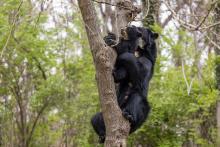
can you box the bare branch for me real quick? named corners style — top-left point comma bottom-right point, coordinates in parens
top-left (92, 0), bottom-right (133, 11)
top-left (206, 35), bottom-right (220, 51)
top-left (163, 0), bottom-right (220, 31)
top-left (161, 4), bottom-right (181, 28)
top-left (163, 1), bottom-right (195, 30)
top-left (200, 21), bottom-right (220, 31)
top-left (194, 2), bottom-right (215, 30)
top-left (181, 60), bottom-right (194, 95)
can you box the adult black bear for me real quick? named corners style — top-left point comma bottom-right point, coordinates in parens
top-left (91, 26), bottom-right (142, 143)
top-left (91, 27), bottom-right (158, 143)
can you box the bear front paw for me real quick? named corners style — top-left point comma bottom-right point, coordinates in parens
top-left (122, 110), bottom-right (134, 124)
top-left (105, 39), bottom-right (117, 46)
top-left (99, 135), bottom-right (105, 144)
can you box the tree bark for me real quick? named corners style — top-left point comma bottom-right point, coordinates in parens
top-left (77, 0), bottom-right (140, 146)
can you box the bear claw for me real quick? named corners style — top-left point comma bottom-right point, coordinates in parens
top-left (122, 111), bottom-right (134, 123)
top-left (99, 135), bottom-right (105, 144)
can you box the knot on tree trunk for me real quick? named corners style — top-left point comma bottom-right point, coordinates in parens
top-left (95, 46), bottom-right (115, 71)
top-left (95, 46), bottom-right (117, 72)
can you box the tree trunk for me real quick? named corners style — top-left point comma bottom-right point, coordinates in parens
top-left (214, 1), bottom-right (220, 146)
top-left (77, 0), bottom-right (140, 146)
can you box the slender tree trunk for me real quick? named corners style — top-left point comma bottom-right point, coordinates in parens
top-left (218, 102), bottom-right (220, 145)
top-left (77, 0), bottom-right (140, 146)
top-left (214, 2), bottom-right (220, 146)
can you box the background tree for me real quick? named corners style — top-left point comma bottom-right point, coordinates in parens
top-left (214, 1), bottom-right (220, 146)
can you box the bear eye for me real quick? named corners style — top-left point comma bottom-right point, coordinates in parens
top-left (127, 12), bottom-right (133, 19)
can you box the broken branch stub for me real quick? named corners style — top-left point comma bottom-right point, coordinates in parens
top-left (115, 0), bottom-right (141, 39)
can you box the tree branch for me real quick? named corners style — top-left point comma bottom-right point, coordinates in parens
top-left (91, 0), bottom-right (134, 11)
top-left (161, 4), bottom-right (182, 28)
top-left (26, 98), bottom-right (50, 146)
top-left (163, 0), bottom-right (220, 31)
top-left (194, 1), bottom-right (215, 30)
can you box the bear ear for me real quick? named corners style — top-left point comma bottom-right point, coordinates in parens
top-left (137, 31), bottom-right (142, 37)
top-left (152, 33), bottom-right (159, 40)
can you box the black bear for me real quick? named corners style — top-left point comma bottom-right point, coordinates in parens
top-left (91, 27), bottom-right (158, 143)
top-left (91, 26), bottom-right (142, 143)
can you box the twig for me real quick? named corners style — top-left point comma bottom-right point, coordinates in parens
top-left (34, 0), bottom-right (46, 29)
top-left (194, 2), bottom-right (215, 30)
top-left (163, 0), bottom-right (220, 31)
top-left (1, 1), bottom-right (23, 58)
top-left (182, 60), bottom-right (193, 95)
top-left (206, 35), bottom-right (220, 51)
top-left (163, 1), bottom-right (195, 30)
top-left (91, 0), bottom-right (134, 11)
top-left (182, 61), bottom-right (189, 93)
top-left (188, 79), bottom-right (194, 95)
top-left (146, 0), bottom-right (150, 18)
top-left (138, 0), bottom-right (150, 22)
top-left (162, 4), bottom-right (181, 28)
top-left (211, 30), bottom-right (220, 38)
top-left (92, 0), bottom-right (117, 6)
top-left (200, 21), bottom-right (220, 30)
top-left (135, 0), bottom-right (150, 21)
